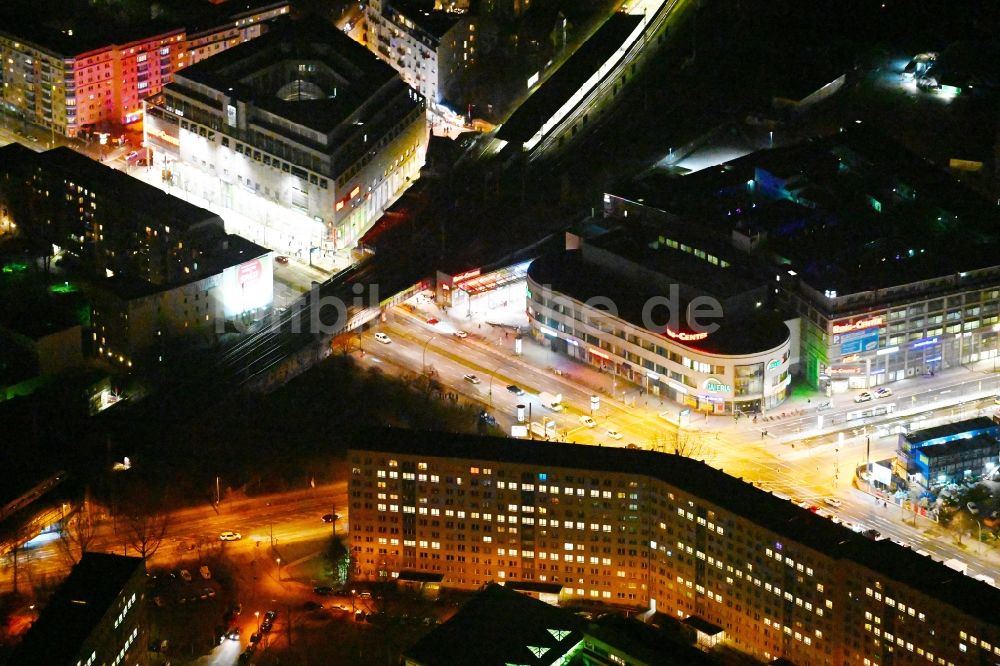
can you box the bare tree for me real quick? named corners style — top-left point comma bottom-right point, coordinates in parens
top-left (123, 509), bottom-right (170, 561)
top-left (672, 430), bottom-right (705, 459)
top-left (58, 501), bottom-right (99, 565)
top-left (652, 430), bottom-right (705, 459)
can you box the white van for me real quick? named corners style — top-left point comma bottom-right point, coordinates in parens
top-left (374, 332), bottom-right (392, 344)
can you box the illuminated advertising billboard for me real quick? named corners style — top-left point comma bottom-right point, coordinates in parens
top-left (220, 254), bottom-right (273, 318)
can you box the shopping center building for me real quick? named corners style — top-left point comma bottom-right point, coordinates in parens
top-left (606, 127), bottom-right (1000, 392)
top-left (350, 431), bottom-right (1000, 666)
top-left (526, 229), bottom-right (794, 416)
top-left (144, 19), bottom-right (428, 259)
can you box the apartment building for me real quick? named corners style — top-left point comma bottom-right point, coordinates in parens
top-left (145, 19), bottom-right (428, 253)
top-left (11, 553), bottom-right (147, 666)
top-left (0, 143), bottom-right (272, 367)
top-left (527, 229), bottom-right (794, 415)
top-left (0, 1), bottom-right (289, 136)
top-left (349, 431), bottom-right (1000, 665)
top-left (365, 0), bottom-right (475, 110)
top-left (605, 127), bottom-right (1000, 392)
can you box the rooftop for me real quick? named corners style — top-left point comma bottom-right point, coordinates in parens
top-left (616, 127), bottom-right (1000, 295)
top-left (904, 417), bottom-right (999, 447)
top-left (0, 0), bottom-right (286, 56)
top-left (94, 234), bottom-right (270, 300)
top-left (498, 13), bottom-right (642, 144)
top-left (12, 553), bottom-right (144, 666)
top-left (589, 615), bottom-right (718, 665)
top-left (918, 434), bottom-right (1000, 460)
top-left (527, 250), bottom-right (790, 356)
top-left (174, 18), bottom-right (407, 136)
top-left (0, 144), bottom-right (221, 233)
top-left (390, 0), bottom-right (464, 40)
top-left (404, 583), bottom-right (585, 666)
top-left (352, 429), bottom-right (1000, 628)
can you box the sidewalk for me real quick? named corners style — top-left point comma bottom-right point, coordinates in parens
top-left (403, 291), bottom-right (1000, 442)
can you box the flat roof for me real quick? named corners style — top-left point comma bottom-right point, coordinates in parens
top-left (589, 615), bottom-right (717, 665)
top-left (918, 434), bottom-right (1000, 460)
top-left (0, 144), bottom-right (220, 232)
top-left (498, 13), bottom-right (642, 144)
top-left (527, 251), bottom-right (790, 356)
top-left (615, 127), bottom-right (1000, 295)
top-left (352, 429), bottom-right (1000, 628)
top-left (0, 0), bottom-right (285, 56)
top-left (904, 417), bottom-right (998, 446)
top-left (94, 234), bottom-right (270, 300)
top-left (398, 571), bottom-right (444, 583)
top-left (174, 18), bottom-right (407, 136)
top-left (12, 553), bottom-right (144, 665)
top-left (404, 583), bottom-right (585, 666)
top-left (391, 0), bottom-right (463, 40)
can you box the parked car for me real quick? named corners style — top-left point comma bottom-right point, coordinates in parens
top-left (875, 387), bottom-right (893, 398)
top-left (426, 317), bottom-right (439, 325)
top-left (219, 531), bottom-right (242, 541)
top-left (322, 513), bottom-right (336, 523)
top-left (374, 332), bottom-right (392, 344)
top-left (854, 392), bottom-right (873, 403)
top-left (823, 497), bottom-right (843, 508)
top-left (179, 569), bottom-right (193, 582)
top-left (303, 601), bottom-right (323, 611)
top-left (463, 374), bottom-right (481, 384)
top-left (579, 415), bottom-right (597, 428)
top-left (204, 588), bottom-right (216, 598)
top-left (199, 565), bottom-right (211, 580)
top-left (506, 384), bottom-right (525, 395)
top-left (606, 428), bottom-right (624, 441)
top-left (453, 330), bottom-right (468, 339)
top-left (275, 255), bottom-right (289, 264)
top-left (314, 586), bottom-right (335, 596)
top-left (967, 501), bottom-right (980, 514)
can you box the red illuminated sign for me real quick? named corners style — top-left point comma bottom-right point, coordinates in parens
top-left (238, 259), bottom-right (262, 285)
top-left (452, 268), bottom-right (481, 283)
top-left (664, 328), bottom-right (709, 342)
top-left (831, 316), bottom-right (883, 334)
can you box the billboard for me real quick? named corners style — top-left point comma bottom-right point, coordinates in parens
top-left (220, 254), bottom-right (273, 318)
top-left (840, 327), bottom-right (880, 355)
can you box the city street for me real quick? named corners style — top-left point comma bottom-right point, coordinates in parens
top-left (352, 291), bottom-right (1000, 583)
top-left (0, 483), bottom-right (347, 595)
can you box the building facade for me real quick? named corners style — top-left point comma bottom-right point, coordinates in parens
top-left (11, 553), bottom-right (147, 666)
top-left (604, 129), bottom-right (1000, 393)
top-left (365, 0), bottom-right (475, 110)
top-left (526, 231), bottom-right (793, 416)
top-left (349, 432), bottom-right (1000, 666)
top-left (0, 1), bottom-right (289, 136)
top-left (144, 19), bottom-right (428, 255)
top-left (897, 417), bottom-right (1000, 489)
top-left (0, 144), bottom-right (273, 367)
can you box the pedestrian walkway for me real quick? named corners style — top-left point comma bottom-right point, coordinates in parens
top-left (402, 292), bottom-right (1000, 445)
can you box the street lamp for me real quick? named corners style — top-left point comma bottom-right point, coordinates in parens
top-left (255, 611), bottom-right (260, 632)
top-left (276, 557), bottom-right (282, 581)
top-left (422, 335), bottom-right (436, 374)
